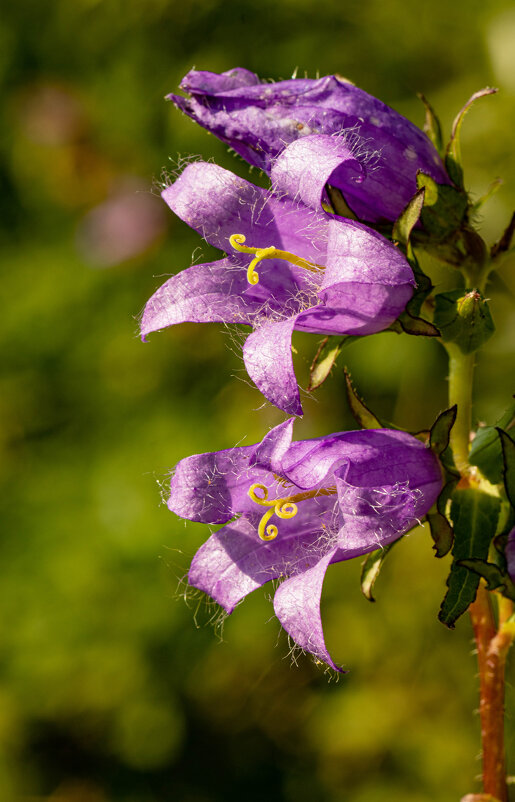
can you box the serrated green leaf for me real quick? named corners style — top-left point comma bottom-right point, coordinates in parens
top-left (307, 336), bottom-right (348, 391)
top-left (344, 370), bottom-right (381, 429)
top-left (445, 87), bottom-right (498, 188)
top-left (469, 402), bottom-right (515, 484)
top-left (430, 406), bottom-right (457, 456)
top-left (417, 93), bottom-right (443, 153)
top-left (393, 188), bottom-right (425, 247)
top-left (439, 489), bottom-right (501, 627)
top-left (458, 558), bottom-right (515, 601)
top-left (497, 428), bottom-right (515, 509)
top-left (433, 289), bottom-right (495, 354)
top-left (416, 172), bottom-right (468, 240)
top-left (360, 543), bottom-right (396, 601)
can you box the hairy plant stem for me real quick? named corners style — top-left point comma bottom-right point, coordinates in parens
top-left (445, 341), bottom-right (513, 801)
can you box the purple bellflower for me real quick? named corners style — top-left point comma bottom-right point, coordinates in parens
top-left (141, 160), bottom-right (415, 415)
top-left (169, 419), bottom-right (442, 671)
top-left (168, 68), bottom-right (449, 222)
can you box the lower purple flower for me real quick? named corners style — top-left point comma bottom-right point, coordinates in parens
top-left (169, 419), bottom-right (442, 671)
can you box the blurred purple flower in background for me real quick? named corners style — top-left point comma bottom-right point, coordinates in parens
top-left (141, 160), bottom-right (414, 415)
top-left (168, 418), bottom-right (442, 670)
top-left (169, 68), bottom-right (449, 222)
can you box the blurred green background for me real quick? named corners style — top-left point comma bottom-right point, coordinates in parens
top-left (1, 1), bottom-right (514, 800)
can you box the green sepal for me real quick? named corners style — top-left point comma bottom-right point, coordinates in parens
top-left (491, 211), bottom-right (515, 259)
top-left (307, 336), bottom-right (352, 392)
top-left (445, 87), bottom-right (498, 189)
top-left (433, 289), bottom-right (495, 354)
top-left (430, 405), bottom-right (457, 456)
top-left (326, 185), bottom-right (359, 220)
top-left (470, 177), bottom-right (503, 215)
top-left (497, 428), bottom-right (515, 509)
top-left (391, 309), bottom-right (440, 337)
top-left (360, 542), bottom-right (397, 602)
top-left (457, 559), bottom-right (515, 602)
top-left (469, 402), bottom-right (515, 484)
top-left (438, 488), bottom-right (501, 627)
top-left (392, 188), bottom-right (425, 248)
top-left (344, 370), bottom-right (382, 429)
top-left (417, 93), bottom-right (443, 154)
top-left (427, 509), bottom-right (454, 558)
top-left (416, 172), bottom-right (468, 240)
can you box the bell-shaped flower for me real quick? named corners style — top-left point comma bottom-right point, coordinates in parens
top-left (141, 160), bottom-right (415, 415)
top-left (168, 68), bottom-right (449, 222)
top-left (168, 419), bottom-right (442, 671)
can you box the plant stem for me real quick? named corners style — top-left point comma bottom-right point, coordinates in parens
top-left (468, 584), bottom-right (508, 802)
top-left (446, 341), bottom-right (514, 801)
top-left (446, 342), bottom-right (475, 476)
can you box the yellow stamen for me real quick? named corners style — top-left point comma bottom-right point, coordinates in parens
top-left (229, 233), bottom-right (322, 286)
top-left (248, 482), bottom-right (337, 541)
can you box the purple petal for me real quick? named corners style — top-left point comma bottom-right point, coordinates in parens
top-left (161, 161), bottom-right (328, 262)
top-left (271, 134), bottom-right (365, 213)
top-left (242, 317), bottom-right (302, 416)
top-left (296, 282), bottom-right (413, 336)
top-left (273, 548), bottom-right (344, 672)
top-left (140, 259), bottom-right (261, 338)
top-left (169, 70), bottom-right (449, 221)
top-left (189, 498), bottom-right (338, 613)
top-left (323, 218), bottom-right (414, 287)
top-left (168, 445), bottom-right (270, 524)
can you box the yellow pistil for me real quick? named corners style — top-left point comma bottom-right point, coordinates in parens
top-left (229, 233), bottom-right (322, 286)
top-left (248, 482), bottom-right (337, 541)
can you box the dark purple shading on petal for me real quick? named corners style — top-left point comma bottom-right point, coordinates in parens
top-left (273, 548), bottom-right (344, 671)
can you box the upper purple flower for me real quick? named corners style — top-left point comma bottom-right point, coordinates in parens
top-left (168, 68), bottom-right (449, 222)
top-left (141, 160), bottom-right (415, 415)
top-left (169, 419), bottom-right (442, 671)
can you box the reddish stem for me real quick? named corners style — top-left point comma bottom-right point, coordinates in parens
top-left (468, 584), bottom-right (511, 802)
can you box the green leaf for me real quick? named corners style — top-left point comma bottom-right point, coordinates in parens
top-left (360, 543), bottom-right (397, 602)
top-left (430, 405), bottom-right (457, 456)
top-left (416, 172), bottom-right (468, 240)
top-left (445, 87), bottom-right (498, 189)
top-left (344, 370), bottom-right (382, 429)
top-left (307, 336), bottom-right (348, 391)
top-left (433, 289), bottom-right (495, 354)
top-left (497, 428), bottom-right (515, 509)
top-left (469, 402), bottom-right (515, 484)
top-left (457, 559), bottom-right (515, 601)
top-left (393, 188), bottom-right (426, 247)
top-left (417, 93), bottom-right (443, 153)
top-left (439, 489), bottom-right (501, 627)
